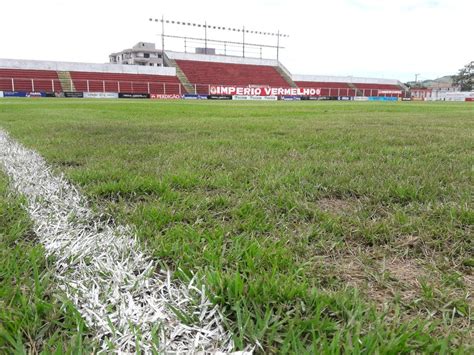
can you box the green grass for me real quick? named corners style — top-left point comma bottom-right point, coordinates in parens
top-left (0, 99), bottom-right (472, 353)
top-left (0, 173), bottom-right (95, 353)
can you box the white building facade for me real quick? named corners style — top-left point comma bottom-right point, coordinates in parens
top-left (109, 42), bottom-right (164, 67)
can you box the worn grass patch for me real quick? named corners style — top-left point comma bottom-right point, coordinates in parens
top-left (0, 99), bottom-right (472, 352)
top-left (0, 173), bottom-right (94, 353)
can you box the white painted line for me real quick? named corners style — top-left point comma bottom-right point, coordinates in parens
top-left (0, 129), bottom-right (249, 353)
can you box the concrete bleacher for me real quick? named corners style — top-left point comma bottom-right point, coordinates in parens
top-left (69, 72), bottom-right (182, 94)
top-left (166, 51), bottom-right (292, 94)
top-left (352, 83), bottom-right (404, 96)
top-left (0, 58), bottom-right (179, 94)
top-left (0, 56), bottom-right (407, 98)
top-left (0, 68), bottom-right (61, 92)
top-left (295, 80), bottom-right (356, 96)
top-left (176, 60), bottom-right (290, 88)
top-left (293, 74), bottom-right (405, 97)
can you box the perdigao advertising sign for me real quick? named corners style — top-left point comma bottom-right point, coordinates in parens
top-left (150, 94), bottom-right (182, 99)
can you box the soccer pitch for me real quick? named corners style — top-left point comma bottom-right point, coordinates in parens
top-left (0, 99), bottom-right (472, 352)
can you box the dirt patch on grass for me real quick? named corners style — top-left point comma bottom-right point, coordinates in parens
top-left (394, 235), bottom-right (421, 249)
top-left (374, 258), bottom-right (428, 303)
top-left (317, 197), bottom-right (360, 215)
top-left (335, 254), bottom-right (428, 305)
top-left (329, 251), bottom-right (473, 318)
top-left (464, 274), bottom-right (474, 294)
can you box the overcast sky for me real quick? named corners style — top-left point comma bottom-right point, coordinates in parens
top-left (1, 0), bottom-right (472, 82)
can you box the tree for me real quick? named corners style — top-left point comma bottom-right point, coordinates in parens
top-left (453, 61), bottom-right (473, 91)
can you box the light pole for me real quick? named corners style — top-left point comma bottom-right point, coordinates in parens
top-left (204, 21), bottom-right (208, 53)
top-left (161, 16), bottom-right (165, 53)
top-left (148, 17), bottom-right (289, 60)
top-left (242, 26), bottom-right (245, 58)
top-left (276, 30), bottom-right (280, 62)
top-left (149, 17), bottom-right (165, 53)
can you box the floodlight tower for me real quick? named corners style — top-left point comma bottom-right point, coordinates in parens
top-left (149, 17), bottom-right (166, 52)
top-left (149, 17), bottom-right (289, 60)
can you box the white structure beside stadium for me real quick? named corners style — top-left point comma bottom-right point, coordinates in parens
top-left (109, 42), bottom-right (164, 67)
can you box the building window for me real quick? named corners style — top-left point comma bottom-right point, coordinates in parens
top-left (144, 53), bottom-right (150, 58)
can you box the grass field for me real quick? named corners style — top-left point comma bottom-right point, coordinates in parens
top-left (0, 172), bottom-right (95, 352)
top-left (0, 99), bottom-right (472, 353)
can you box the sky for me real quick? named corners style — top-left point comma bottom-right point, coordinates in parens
top-left (0, 0), bottom-right (472, 82)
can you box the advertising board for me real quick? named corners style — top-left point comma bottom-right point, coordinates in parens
top-left (207, 95), bottom-right (233, 100)
top-left (84, 92), bottom-right (119, 99)
top-left (232, 95), bottom-right (278, 101)
top-left (64, 92), bottom-right (84, 98)
top-left (368, 96), bottom-right (398, 102)
top-left (150, 94), bottom-right (182, 99)
top-left (444, 92), bottom-right (474, 102)
top-left (118, 93), bottom-right (150, 99)
top-left (26, 92), bottom-right (46, 98)
top-left (183, 94), bottom-right (208, 100)
top-left (0, 91), bottom-right (3, 98)
top-left (317, 96), bottom-right (338, 101)
top-left (3, 91), bottom-right (27, 97)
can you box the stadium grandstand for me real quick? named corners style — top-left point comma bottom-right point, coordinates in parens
top-left (0, 48), bottom-right (408, 99)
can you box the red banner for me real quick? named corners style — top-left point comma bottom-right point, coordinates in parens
top-left (209, 86), bottom-right (321, 97)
